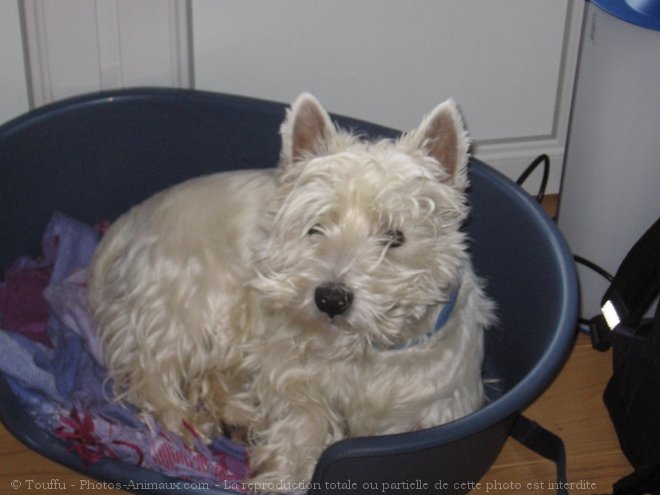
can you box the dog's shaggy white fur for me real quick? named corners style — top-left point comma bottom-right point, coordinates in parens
top-left (87, 93), bottom-right (496, 484)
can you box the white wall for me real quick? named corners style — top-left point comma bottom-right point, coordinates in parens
top-left (19, 0), bottom-right (190, 108)
top-left (195, 0), bottom-right (560, 140)
top-left (2, 0), bottom-right (584, 193)
top-left (192, 0), bottom-right (585, 193)
top-left (0, 0), bottom-right (30, 124)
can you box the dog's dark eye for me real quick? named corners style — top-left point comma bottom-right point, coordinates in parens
top-left (383, 229), bottom-right (405, 248)
top-left (308, 224), bottom-right (324, 236)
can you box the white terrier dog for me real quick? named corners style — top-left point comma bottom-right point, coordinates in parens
top-left (87, 93), bottom-right (495, 484)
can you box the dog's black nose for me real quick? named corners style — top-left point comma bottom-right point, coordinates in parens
top-left (314, 283), bottom-right (353, 318)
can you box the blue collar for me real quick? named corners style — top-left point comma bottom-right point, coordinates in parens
top-left (388, 287), bottom-right (459, 351)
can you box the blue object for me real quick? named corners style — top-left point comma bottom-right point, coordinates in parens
top-left (392, 288), bottom-right (460, 350)
top-left (433, 288), bottom-right (459, 334)
top-left (592, 0), bottom-right (660, 31)
top-left (0, 89), bottom-right (578, 494)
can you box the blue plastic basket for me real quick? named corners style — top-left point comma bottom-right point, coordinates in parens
top-left (0, 89), bottom-right (578, 494)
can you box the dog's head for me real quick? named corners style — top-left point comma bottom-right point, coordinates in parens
top-left (252, 93), bottom-right (472, 350)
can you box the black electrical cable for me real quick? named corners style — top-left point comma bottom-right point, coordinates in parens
top-left (516, 154), bottom-right (550, 203)
top-left (574, 254), bottom-right (615, 325)
top-left (516, 155), bottom-right (614, 329)
top-left (573, 255), bottom-right (614, 283)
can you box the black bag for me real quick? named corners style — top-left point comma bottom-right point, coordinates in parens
top-left (587, 218), bottom-right (660, 495)
top-left (605, 303), bottom-right (660, 495)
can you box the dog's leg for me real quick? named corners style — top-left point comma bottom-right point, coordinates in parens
top-left (248, 402), bottom-right (343, 485)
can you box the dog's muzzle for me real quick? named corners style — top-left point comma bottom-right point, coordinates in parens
top-left (314, 282), bottom-right (353, 318)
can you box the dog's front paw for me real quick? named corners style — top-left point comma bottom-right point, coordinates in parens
top-left (246, 403), bottom-right (343, 488)
top-left (248, 443), bottom-right (315, 489)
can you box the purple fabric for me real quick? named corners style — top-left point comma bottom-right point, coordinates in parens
top-left (0, 331), bottom-right (66, 405)
top-left (42, 212), bottom-right (100, 287)
top-left (0, 258), bottom-right (52, 346)
top-left (44, 269), bottom-right (104, 368)
top-left (0, 212), bottom-right (251, 491)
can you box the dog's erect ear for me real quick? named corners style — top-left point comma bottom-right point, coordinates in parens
top-left (280, 93), bottom-right (337, 166)
top-left (406, 99), bottom-right (470, 185)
